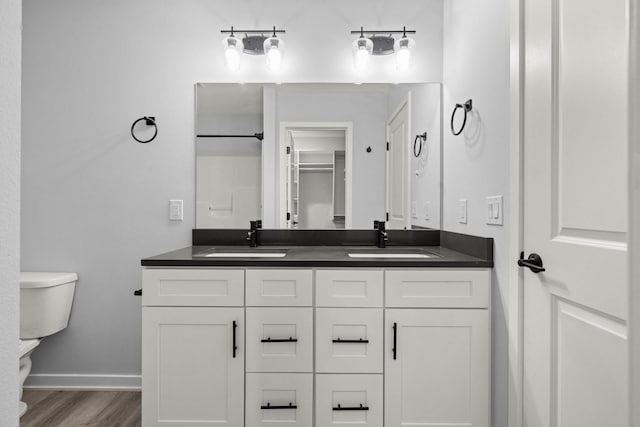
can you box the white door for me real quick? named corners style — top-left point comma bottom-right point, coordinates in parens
top-left (384, 309), bottom-right (490, 427)
top-left (522, 0), bottom-right (629, 426)
top-left (286, 131), bottom-right (294, 228)
top-left (386, 100), bottom-right (411, 229)
top-left (142, 307), bottom-right (244, 427)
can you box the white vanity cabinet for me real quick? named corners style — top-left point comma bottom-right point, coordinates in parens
top-left (384, 269), bottom-right (491, 427)
top-left (141, 269), bottom-right (245, 427)
top-left (141, 266), bottom-right (490, 427)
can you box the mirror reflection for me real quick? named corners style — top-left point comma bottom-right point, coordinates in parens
top-left (196, 83), bottom-right (441, 230)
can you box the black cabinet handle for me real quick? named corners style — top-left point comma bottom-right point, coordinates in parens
top-left (232, 321), bottom-right (238, 358)
top-left (261, 337), bottom-right (298, 343)
top-left (392, 322), bottom-right (397, 360)
top-left (133, 289), bottom-right (142, 296)
top-left (261, 402), bottom-right (297, 410)
top-left (332, 338), bottom-right (369, 343)
top-left (333, 404), bottom-right (370, 411)
top-left (517, 252), bottom-right (546, 273)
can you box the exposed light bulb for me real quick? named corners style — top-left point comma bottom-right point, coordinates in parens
top-left (264, 36), bottom-right (284, 72)
top-left (352, 37), bottom-right (373, 74)
top-left (394, 36), bottom-right (415, 71)
top-left (222, 35), bottom-right (243, 71)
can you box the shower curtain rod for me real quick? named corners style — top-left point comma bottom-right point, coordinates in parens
top-left (197, 132), bottom-right (264, 141)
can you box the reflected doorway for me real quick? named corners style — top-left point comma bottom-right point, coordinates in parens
top-left (279, 122), bottom-right (353, 229)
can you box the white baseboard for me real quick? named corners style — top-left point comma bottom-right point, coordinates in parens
top-left (24, 373), bottom-right (141, 390)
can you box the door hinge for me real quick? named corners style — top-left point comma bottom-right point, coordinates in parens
top-left (386, 212), bottom-right (389, 221)
top-left (386, 142), bottom-right (390, 151)
top-left (287, 212), bottom-right (291, 221)
top-left (286, 146), bottom-right (291, 154)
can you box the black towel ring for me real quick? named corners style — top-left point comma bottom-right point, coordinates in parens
top-left (131, 116), bottom-right (157, 143)
top-left (413, 132), bottom-right (427, 157)
top-left (450, 100), bottom-right (472, 136)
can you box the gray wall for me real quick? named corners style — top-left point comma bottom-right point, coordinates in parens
top-left (0, 0), bottom-right (21, 424)
top-left (443, 1), bottom-right (510, 426)
top-left (21, 0), bottom-right (444, 388)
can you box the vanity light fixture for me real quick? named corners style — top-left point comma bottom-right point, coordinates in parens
top-left (221, 26), bottom-right (286, 72)
top-left (350, 27), bottom-right (416, 72)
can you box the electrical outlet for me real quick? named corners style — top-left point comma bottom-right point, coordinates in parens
top-left (486, 195), bottom-right (503, 225)
top-left (458, 199), bottom-right (468, 224)
top-left (411, 201), bottom-right (418, 219)
top-left (424, 201), bottom-right (431, 221)
top-left (169, 199), bottom-right (183, 221)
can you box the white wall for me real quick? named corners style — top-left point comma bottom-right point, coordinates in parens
top-left (442, 1), bottom-right (510, 427)
top-left (21, 0), bottom-right (443, 388)
top-left (0, 0), bottom-right (21, 424)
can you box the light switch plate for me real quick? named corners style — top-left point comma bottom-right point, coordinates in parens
top-left (458, 199), bottom-right (468, 224)
top-left (169, 199), bottom-right (183, 221)
top-left (486, 195), bottom-right (503, 225)
top-left (411, 201), bottom-right (418, 219)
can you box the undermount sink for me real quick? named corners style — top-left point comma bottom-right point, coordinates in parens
top-left (195, 248), bottom-right (288, 258)
top-left (347, 249), bottom-right (437, 259)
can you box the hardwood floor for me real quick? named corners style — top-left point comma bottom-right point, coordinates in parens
top-left (20, 390), bottom-right (141, 427)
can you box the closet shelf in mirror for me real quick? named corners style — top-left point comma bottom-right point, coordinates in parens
top-left (298, 162), bottom-right (334, 171)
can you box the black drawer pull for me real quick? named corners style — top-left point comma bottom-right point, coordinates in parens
top-left (392, 322), bottom-right (397, 360)
top-left (333, 404), bottom-right (370, 411)
top-left (232, 321), bottom-right (238, 358)
top-left (261, 337), bottom-right (298, 343)
top-left (332, 338), bottom-right (369, 343)
top-left (261, 402), bottom-right (297, 410)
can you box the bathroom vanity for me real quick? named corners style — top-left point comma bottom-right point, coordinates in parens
top-left (140, 230), bottom-right (493, 427)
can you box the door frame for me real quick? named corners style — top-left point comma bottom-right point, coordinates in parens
top-left (508, 0), bottom-right (640, 426)
top-left (278, 121), bottom-right (353, 228)
top-left (386, 94), bottom-right (412, 230)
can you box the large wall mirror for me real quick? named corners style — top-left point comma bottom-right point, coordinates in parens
top-left (196, 83), bottom-right (441, 230)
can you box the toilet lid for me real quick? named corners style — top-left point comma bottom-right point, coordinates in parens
top-left (20, 272), bottom-right (78, 288)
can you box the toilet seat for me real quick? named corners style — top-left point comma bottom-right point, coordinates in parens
top-left (19, 339), bottom-right (40, 358)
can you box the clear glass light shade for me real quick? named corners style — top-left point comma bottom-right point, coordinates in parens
top-left (264, 36), bottom-right (285, 72)
top-left (222, 35), bottom-right (243, 71)
top-left (394, 36), bottom-right (415, 71)
top-left (352, 37), bottom-right (373, 73)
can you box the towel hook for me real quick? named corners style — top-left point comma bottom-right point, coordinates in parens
top-left (131, 116), bottom-right (157, 143)
top-left (450, 100), bottom-right (472, 136)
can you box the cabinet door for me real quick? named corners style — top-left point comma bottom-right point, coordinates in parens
top-left (142, 307), bottom-right (244, 427)
top-left (245, 373), bottom-right (313, 427)
top-left (385, 309), bottom-right (490, 427)
top-left (316, 308), bottom-right (383, 373)
top-left (316, 374), bottom-right (383, 427)
top-left (246, 307), bottom-right (313, 372)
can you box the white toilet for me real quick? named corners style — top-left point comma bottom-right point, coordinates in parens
top-left (19, 272), bottom-right (77, 417)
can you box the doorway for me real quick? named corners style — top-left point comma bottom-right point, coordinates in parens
top-left (279, 122), bottom-right (353, 229)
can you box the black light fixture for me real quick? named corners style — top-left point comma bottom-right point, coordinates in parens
top-left (350, 26), bottom-right (416, 72)
top-left (221, 26), bottom-right (286, 71)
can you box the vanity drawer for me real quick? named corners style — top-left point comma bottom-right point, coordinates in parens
top-left (141, 268), bottom-right (244, 306)
top-left (246, 307), bottom-right (313, 373)
top-left (315, 374), bottom-right (383, 427)
top-left (315, 308), bottom-right (383, 373)
top-left (246, 269), bottom-right (312, 306)
top-left (246, 373), bottom-right (313, 427)
top-left (315, 270), bottom-right (383, 307)
top-left (385, 269), bottom-right (490, 308)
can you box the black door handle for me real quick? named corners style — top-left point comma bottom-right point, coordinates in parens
top-left (392, 322), bottom-right (397, 360)
top-left (333, 404), bottom-right (370, 411)
top-left (261, 337), bottom-right (298, 343)
top-left (518, 252), bottom-right (546, 273)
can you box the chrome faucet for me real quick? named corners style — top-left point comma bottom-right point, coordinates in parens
top-left (375, 220), bottom-right (388, 248)
top-left (247, 220), bottom-right (260, 247)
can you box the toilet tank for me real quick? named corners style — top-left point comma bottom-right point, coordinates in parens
top-left (20, 272), bottom-right (78, 339)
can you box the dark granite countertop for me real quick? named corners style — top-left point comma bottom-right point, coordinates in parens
top-left (141, 230), bottom-right (493, 268)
